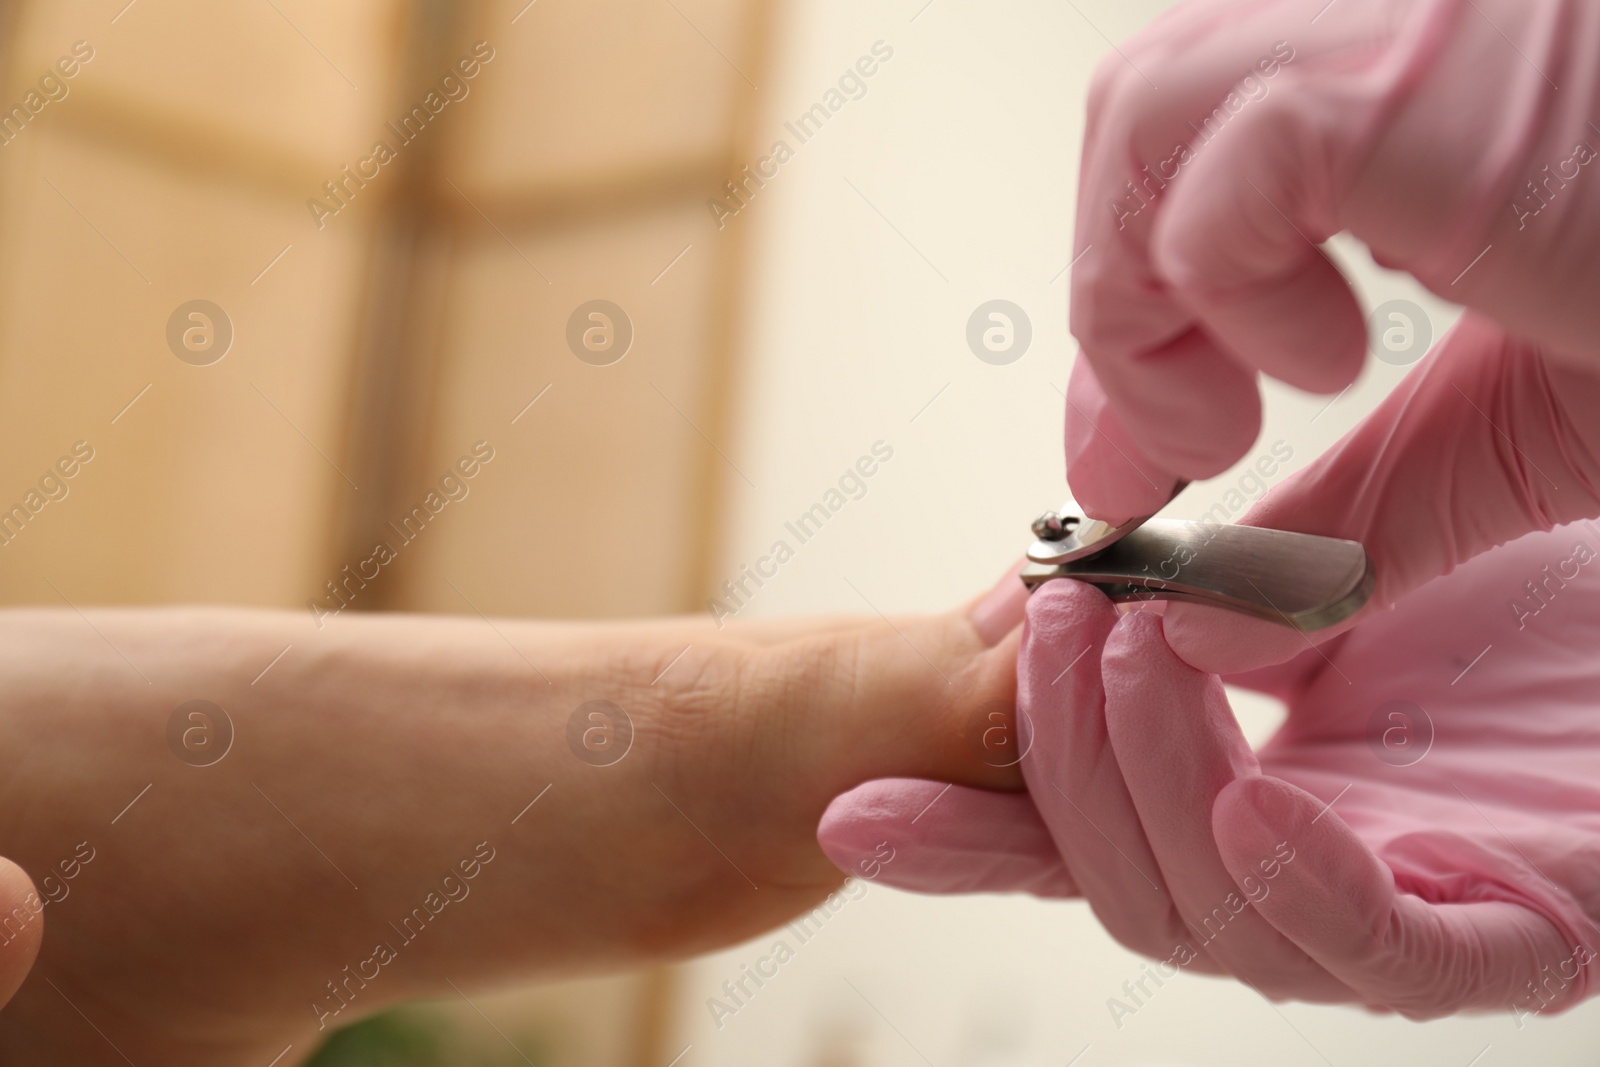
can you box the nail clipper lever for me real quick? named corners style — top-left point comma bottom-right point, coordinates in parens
top-left (1021, 511), bottom-right (1374, 632)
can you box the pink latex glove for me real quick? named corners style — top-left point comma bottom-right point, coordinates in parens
top-left (822, 525), bottom-right (1600, 1018)
top-left (1067, 0), bottom-right (1600, 671)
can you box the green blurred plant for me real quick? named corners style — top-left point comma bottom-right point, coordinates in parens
top-left (304, 1005), bottom-right (549, 1067)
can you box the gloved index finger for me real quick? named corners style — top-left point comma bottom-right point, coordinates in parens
top-left (1099, 609), bottom-right (1352, 1002)
top-left (1066, 1), bottom-right (1402, 519)
top-left (1066, 7), bottom-right (1298, 516)
top-left (1019, 581), bottom-right (1222, 971)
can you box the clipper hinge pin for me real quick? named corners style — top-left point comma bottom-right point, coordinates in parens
top-left (1031, 511), bottom-right (1076, 542)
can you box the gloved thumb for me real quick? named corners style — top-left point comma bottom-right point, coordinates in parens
top-left (1165, 312), bottom-right (1600, 674)
top-left (1215, 775), bottom-right (1591, 1018)
top-left (817, 778), bottom-right (1075, 897)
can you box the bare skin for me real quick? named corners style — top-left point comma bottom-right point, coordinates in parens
top-left (0, 596), bottom-right (1024, 1064)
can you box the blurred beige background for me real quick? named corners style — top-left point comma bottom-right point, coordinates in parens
top-left (0, 0), bottom-right (1595, 1063)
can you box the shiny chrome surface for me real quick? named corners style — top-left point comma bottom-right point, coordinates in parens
top-left (1026, 482), bottom-right (1189, 566)
top-left (1021, 518), bottom-right (1374, 631)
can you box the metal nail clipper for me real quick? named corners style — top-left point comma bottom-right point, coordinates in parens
top-left (1020, 485), bottom-right (1374, 631)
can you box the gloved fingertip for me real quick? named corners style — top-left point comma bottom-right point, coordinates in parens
top-left (1163, 602), bottom-right (1324, 675)
top-left (1064, 357), bottom-right (1182, 522)
top-left (1074, 328), bottom-right (1263, 485)
top-left (1020, 585), bottom-right (1116, 730)
top-left (817, 780), bottom-right (1077, 897)
top-left (1213, 777), bottom-right (1311, 854)
top-left (1023, 581), bottom-right (1117, 663)
top-left (1101, 609), bottom-right (1261, 781)
top-left (818, 780), bottom-right (927, 880)
top-left (1213, 776), bottom-right (1392, 944)
top-left (1064, 451), bottom-right (1176, 525)
top-left (1102, 606), bottom-right (1186, 674)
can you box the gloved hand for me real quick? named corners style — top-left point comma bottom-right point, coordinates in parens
top-left (821, 525), bottom-right (1600, 1018)
top-left (1066, 0), bottom-right (1600, 672)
